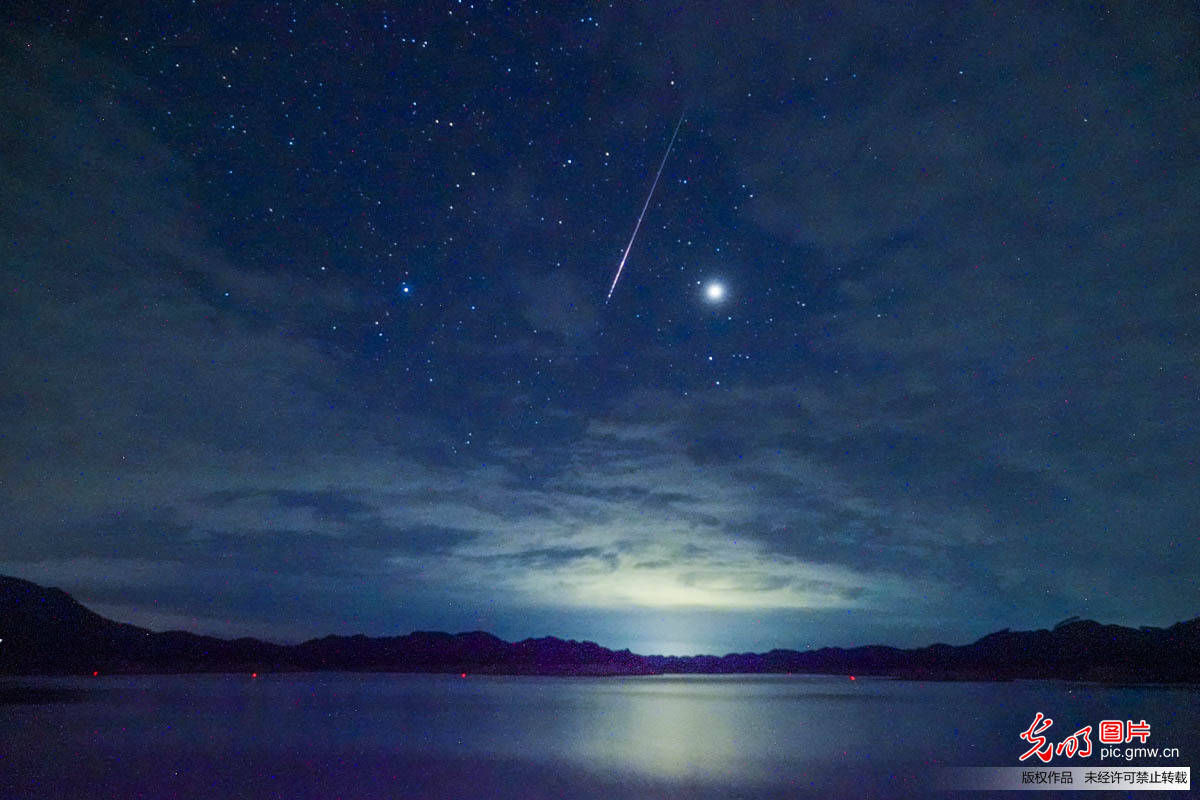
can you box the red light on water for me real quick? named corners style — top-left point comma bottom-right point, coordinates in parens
top-left (251, 672), bottom-right (258, 679)
top-left (92, 671), bottom-right (99, 677)
top-left (849, 675), bottom-right (856, 681)
top-left (460, 673), bottom-right (467, 678)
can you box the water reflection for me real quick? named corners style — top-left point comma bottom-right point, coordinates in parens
top-left (0, 674), bottom-right (1196, 799)
top-left (590, 676), bottom-right (742, 778)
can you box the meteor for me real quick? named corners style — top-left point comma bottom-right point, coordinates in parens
top-left (605, 111), bottom-right (685, 303)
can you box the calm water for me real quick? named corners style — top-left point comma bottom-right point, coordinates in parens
top-left (0, 673), bottom-right (1195, 798)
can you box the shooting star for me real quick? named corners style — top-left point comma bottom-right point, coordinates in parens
top-left (605, 111), bottom-right (686, 303)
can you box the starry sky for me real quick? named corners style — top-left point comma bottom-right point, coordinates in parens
top-left (1, 1), bottom-right (1197, 656)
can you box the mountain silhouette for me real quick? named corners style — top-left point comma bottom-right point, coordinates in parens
top-left (2, 575), bottom-right (1197, 682)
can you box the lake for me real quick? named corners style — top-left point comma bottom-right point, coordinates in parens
top-left (1, 673), bottom-right (1195, 798)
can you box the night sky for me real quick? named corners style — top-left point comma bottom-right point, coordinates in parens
top-left (2, 2), bottom-right (1196, 656)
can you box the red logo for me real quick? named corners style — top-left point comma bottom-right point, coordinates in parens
top-left (1017, 713), bottom-right (1151, 762)
top-left (1098, 719), bottom-right (1151, 744)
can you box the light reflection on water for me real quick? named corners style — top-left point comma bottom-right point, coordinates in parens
top-left (578, 676), bottom-right (879, 780)
top-left (0, 673), bottom-right (1196, 798)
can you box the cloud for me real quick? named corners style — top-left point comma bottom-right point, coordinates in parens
top-left (197, 489), bottom-right (376, 524)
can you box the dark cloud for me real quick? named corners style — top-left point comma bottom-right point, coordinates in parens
top-left (488, 547), bottom-right (619, 572)
top-left (265, 490), bottom-right (376, 522)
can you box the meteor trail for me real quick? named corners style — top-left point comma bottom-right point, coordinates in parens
top-left (605, 111), bottom-right (685, 303)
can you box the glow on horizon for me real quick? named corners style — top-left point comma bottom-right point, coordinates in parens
top-left (520, 561), bottom-right (889, 612)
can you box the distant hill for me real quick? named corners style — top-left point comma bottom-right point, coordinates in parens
top-left (1, 575), bottom-right (1197, 682)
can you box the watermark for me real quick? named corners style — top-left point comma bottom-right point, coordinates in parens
top-left (943, 767), bottom-right (1190, 791)
top-left (1017, 714), bottom-right (1182, 763)
top-left (940, 713), bottom-right (1189, 791)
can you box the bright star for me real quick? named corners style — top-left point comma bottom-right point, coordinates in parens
top-left (704, 281), bottom-right (726, 302)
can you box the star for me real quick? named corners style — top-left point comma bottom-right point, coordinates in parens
top-left (704, 281), bottom-right (726, 303)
